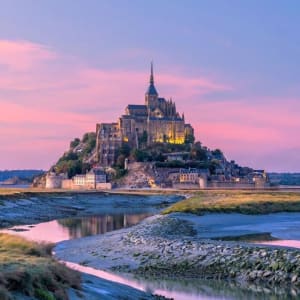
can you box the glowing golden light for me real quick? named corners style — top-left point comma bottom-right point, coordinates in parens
top-left (154, 135), bottom-right (184, 144)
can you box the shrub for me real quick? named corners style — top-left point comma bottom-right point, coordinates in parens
top-left (70, 138), bottom-right (80, 149)
top-left (0, 234), bottom-right (81, 300)
top-left (35, 289), bottom-right (55, 300)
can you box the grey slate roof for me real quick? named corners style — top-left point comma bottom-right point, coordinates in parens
top-left (146, 83), bottom-right (158, 95)
top-left (149, 116), bottom-right (183, 121)
top-left (127, 105), bottom-right (147, 109)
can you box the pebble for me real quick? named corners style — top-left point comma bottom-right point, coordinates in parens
top-left (121, 215), bottom-right (300, 287)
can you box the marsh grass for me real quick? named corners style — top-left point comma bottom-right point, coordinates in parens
top-left (0, 188), bottom-right (182, 205)
top-left (163, 190), bottom-right (300, 215)
top-left (0, 233), bottom-right (81, 300)
top-left (0, 188), bottom-right (61, 195)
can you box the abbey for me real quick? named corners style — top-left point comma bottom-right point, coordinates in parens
top-left (96, 64), bottom-right (194, 166)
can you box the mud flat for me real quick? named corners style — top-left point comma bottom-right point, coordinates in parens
top-left (0, 192), bottom-right (181, 228)
top-left (0, 192), bottom-right (180, 300)
top-left (68, 273), bottom-right (168, 300)
top-left (55, 213), bottom-right (300, 294)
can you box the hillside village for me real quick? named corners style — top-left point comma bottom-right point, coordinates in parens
top-left (42, 65), bottom-right (269, 190)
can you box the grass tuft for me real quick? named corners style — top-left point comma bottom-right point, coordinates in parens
top-left (0, 233), bottom-right (81, 300)
top-left (163, 190), bottom-right (300, 215)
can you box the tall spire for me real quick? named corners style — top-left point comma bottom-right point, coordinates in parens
top-left (145, 61), bottom-right (158, 96)
top-left (150, 61), bottom-right (154, 85)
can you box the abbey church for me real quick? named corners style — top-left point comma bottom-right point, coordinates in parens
top-left (96, 64), bottom-right (194, 166)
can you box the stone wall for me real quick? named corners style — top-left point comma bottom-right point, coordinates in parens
top-left (96, 182), bottom-right (112, 190)
top-left (173, 183), bottom-right (200, 189)
top-left (61, 179), bottom-right (73, 189)
top-left (205, 181), bottom-right (270, 189)
top-left (45, 173), bottom-right (67, 189)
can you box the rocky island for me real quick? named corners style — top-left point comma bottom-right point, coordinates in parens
top-left (36, 65), bottom-right (270, 192)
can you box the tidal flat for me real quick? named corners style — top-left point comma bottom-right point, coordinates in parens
top-left (55, 213), bottom-right (300, 291)
top-left (164, 190), bottom-right (300, 215)
top-left (0, 191), bottom-right (179, 300)
top-left (2, 189), bottom-right (300, 299)
top-left (0, 189), bottom-right (181, 228)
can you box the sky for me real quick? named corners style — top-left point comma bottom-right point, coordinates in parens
top-left (0, 0), bottom-right (299, 172)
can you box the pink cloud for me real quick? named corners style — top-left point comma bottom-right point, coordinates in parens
top-left (0, 39), bottom-right (299, 171)
top-left (0, 40), bottom-right (56, 71)
top-left (183, 99), bottom-right (300, 171)
top-left (0, 74), bottom-right (227, 169)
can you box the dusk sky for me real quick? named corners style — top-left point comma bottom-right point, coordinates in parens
top-left (0, 0), bottom-right (299, 172)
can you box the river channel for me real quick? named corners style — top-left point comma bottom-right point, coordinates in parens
top-left (2, 194), bottom-right (300, 300)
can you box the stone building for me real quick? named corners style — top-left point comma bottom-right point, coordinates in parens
top-left (179, 168), bottom-right (199, 184)
top-left (45, 172), bottom-right (68, 189)
top-left (96, 64), bottom-right (194, 166)
top-left (95, 123), bottom-right (122, 167)
top-left (66, 168), bottom-right (110, 190)
top-left (85, 168), bottom-right (107, 189)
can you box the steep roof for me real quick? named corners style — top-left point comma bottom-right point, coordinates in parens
top-left (145, 62), bottom-right (158, 95)
top-left (126, 104), bottom-right (148, 117)
top-left (127, 104), bottom-right (147, 109)
top-left (146, 83), bottom-right (158, 95)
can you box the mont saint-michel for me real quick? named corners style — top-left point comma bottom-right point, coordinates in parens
top-left (2, 3), bottom-right (300, 300)
top-left (40, 64), bottom-right (269, 191)
top-left (96, 63), bottom-right (194, 166)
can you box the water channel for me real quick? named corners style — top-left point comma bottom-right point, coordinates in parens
top-left (2, 197), bottom-right (300, 299)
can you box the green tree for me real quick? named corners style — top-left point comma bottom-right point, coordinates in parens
top-left (67, 160), bottom-right (82, 178)
top-left (139, 131), bottom-right (148, 147)
top-left (82, 133), bottom-right (96, 156)
top-left (119, 142), bottom-right (131, 157)
top-left (212, 149), bottom-right (223, 157)
top-left (116, 154), bottom-right (126, 168)
top-left (185, 134), bottom-right (195, 144)
top-left (82, 133), bottom-right (90, 143)
top-left (132, 149), bottom-right (149, 162)
top-left (209, 159), bottom-right (220, 174)
top-left (190, 142), bottom-right (207, 161)
top-left (82, 162), bottom-right (91, 174)
top-left (70, 138), bottom-right (80, 149)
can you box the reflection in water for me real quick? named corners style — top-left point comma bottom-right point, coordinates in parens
top-left (4, 211), bottom-right (300, 299)
top-left (257, 239), bottom-right (300, 249)
top-left (57, 213), bottom-right (152, 239)
top-left (133, 276), bottom-right (300, 300)
top-left (63, 261), bottom-right (300, 300)
top-left (213, 232), bottom-right (278, 242)
top-left (1, 213), bottom-right (153, 243)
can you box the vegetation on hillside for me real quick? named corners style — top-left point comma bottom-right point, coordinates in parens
top-left (163, 191), bottom-right (300, 215)
top-left (0, 233), bottom-right (80, 300)
top-left (51, 128), bottom-right (228, 179)
top-left (53, 132), bottom-right (96, 178)
top-left (123, 140), bottom-right (223, 174)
